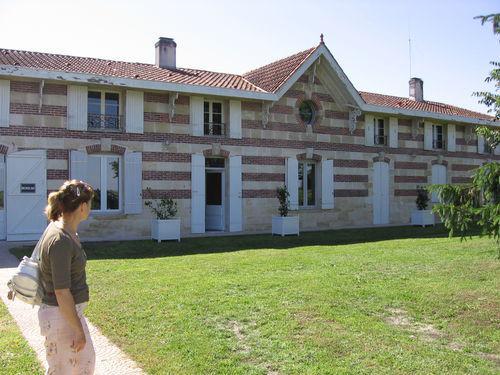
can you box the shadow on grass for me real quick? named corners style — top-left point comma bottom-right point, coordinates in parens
top-left (9, 224), bottom-right (454, 261)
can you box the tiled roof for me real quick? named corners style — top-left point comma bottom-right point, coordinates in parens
top-left (242, 47), bottom-right (318, 93)
top-left (360, 92), bottom-right (494, 121)
top-left (0, 49), bottom-right (264, 92)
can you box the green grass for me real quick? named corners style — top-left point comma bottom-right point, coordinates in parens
top-left (11, 225), bottom-right (500, 374)
top-left (0, 301), bottom-right (43, 374)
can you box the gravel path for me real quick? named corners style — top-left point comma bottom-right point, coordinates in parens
top-left (0, 241), bottom-right (145, 375)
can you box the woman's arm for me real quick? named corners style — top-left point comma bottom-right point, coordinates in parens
top-left (54, 288), bottom-right (86, 352)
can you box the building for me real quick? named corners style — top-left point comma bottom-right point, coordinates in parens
top-left (0, 36), bottom-right (498, 241)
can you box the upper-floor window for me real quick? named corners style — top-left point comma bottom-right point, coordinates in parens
top-left (204, 101), bottom-right (224, 136)
top-left (88, 91), bottom-right (122, 131)
top-left (432, 125), bottom-right (445, 149)
top-left (299, 101), bottom-right (316, 125)
top-left (298, 161), bottom-right (316, 207)
top-left (87, 155), bottom-right (121, 212)
top-left (374, 118), bottom-right (387, 145)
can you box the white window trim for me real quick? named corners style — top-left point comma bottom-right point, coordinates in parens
top-left (374, 117), bottom-right (387, 145)
top-left (88, 89), bottom-right (122, 116)
top-left (298, 161), bottom-right (318, 208)
top-left (204, 100), bottom-right (224, 124)
top-left (432, 124), bottom-right (445, 149)
top-left (89, 154), bottom-right (122, 213)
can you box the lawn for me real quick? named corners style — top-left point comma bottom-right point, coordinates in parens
top-left (10, 225), bottom-right (500, 374)
top-left (0, 301), bottom-right (43, 374)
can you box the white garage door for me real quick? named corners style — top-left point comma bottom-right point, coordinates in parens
top-left (6, 150), bottom-right (47, 241)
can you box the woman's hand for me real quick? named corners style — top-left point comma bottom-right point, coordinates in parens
top-left (71, 329), bottom-right (87, 352)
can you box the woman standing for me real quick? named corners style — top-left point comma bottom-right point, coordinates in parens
top-left (37, 180), bottom-right (96, 374)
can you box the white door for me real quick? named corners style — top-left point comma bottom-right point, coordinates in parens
top-left (431, 164), bottom-right (447, 202)
top-left (373, 161), bottom-right (389, 225)
top-left (0, 157), bottom-right (5, 240)
top-left (6, 150), bottom-right (47, 241)
top-left (205, 170), bottom-right (225, 231)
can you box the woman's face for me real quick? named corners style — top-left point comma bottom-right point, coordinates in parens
top-left (80, 200), bottom-right (92, 220)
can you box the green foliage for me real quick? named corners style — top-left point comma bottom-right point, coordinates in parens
top-left (415, 185), bottom-right (430, 210)
top-left (143, 187), bottom-right (178, 220)
top-left (476, 126), bottom-right (500, 150)
top-left (276, 185), bottom-right (290, 217)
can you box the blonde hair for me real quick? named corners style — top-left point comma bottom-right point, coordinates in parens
top-left (45, 180), bottom-right (94, 221)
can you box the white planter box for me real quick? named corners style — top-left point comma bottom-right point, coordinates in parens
top-left (272, 215), bottom-right (299, 236)
top-left (411, 210), bottom-right (435, 227)
top-left (151, 219), bottom-right (181, 242)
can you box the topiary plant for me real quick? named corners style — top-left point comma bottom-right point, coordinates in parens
top-left (276, 185), bottom-right (290, 217)
top-left (416, 185), bottom-right (430, 210)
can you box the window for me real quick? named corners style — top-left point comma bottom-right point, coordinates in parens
top-left (87, 155), bottom-right (121, 211)
top-left (88, 91), bottom-right (121, 131)
top-left (299, 101), bottom-right (316, 125)
top-left (374, 118), bottom-right (387, 145)
top-left (298, 162), bottom-right (316, 207)
top-left (484, 139), bottom-right (495, 154)
top-left (204, 101), bottom-right (224, 136)
top-left (432, 125), bottom-right (444, 149)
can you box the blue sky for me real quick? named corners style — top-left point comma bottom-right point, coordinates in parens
top-left (0, 0), bottom-right (498, 114)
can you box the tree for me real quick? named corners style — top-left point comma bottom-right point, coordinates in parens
top-left (429, 14), bottom-right (500, 258)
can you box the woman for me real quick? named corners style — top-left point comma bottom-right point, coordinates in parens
top-left (37, 179), bottom-right (96, 374)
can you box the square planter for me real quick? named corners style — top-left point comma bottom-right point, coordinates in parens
top-left (272, 215), bottom-right (299, 236)
top-left (411, 210), bottom-right (435, 227)
top-left (151, 219), bottom-right (181, 243)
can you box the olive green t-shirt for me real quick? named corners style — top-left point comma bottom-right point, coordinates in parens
top-left (38, 222), bottom-right (89, 306)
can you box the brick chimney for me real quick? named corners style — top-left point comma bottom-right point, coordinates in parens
top-left (155, 37), bottom-right (176, 69)
top-left (409, 77), bottom-right (423, 102)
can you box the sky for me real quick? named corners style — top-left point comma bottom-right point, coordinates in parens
top-left (0, 0), bottom-right (498, 114)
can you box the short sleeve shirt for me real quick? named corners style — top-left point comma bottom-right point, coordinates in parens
top-left (38, 222), bottom-right (89, 306)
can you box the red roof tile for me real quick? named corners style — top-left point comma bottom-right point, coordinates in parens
top-left (243, 47), bottom-right (317, 93)
top-left (0, 49), bottom-right (264, 92)
top-left (360, 91), bottom-right (494, 121)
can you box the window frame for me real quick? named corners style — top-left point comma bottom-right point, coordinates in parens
top-left (373, 117), bottom-right (387, 145)
top-left (87, 154), bottom-right (122, 213)
top-left (87, 89), bottom-right (122, 131)
top-left (298, 100), bottom-right (316, 125)
top-left (203, 100), bottom-right (224, 136)
top-left (298, 161), bottom-right (318, 208)
top-left (432, 124), bottom-right (445, 149)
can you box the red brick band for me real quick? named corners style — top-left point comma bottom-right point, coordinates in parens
top-left (394, 175), bottom-right (427, 183)
top-left (335, 189), bottom-right (368, 197)
top-left (47, 149), bottom-right (69, 160)
top-left (242, 156), bottom-right (285, 165)
top-left (394, 161), bottom-right (427, 170)
top-left (142, 189), bottom-right (191, 199)
top-left (47, 169), bottom-right (68, 180)
top-left (143, 152), bottom-right (192, 163)
top-left (334, 159), bottom-right (369, 168)
top-left (142, 171), bottom-right (190, 181)
top-left (451, 164), bottom-right (478, 171)
top-left (242, 189), bottom-right (276, 198)
top-left (451, 176), bottom-right (472, 184)
top-left (242, 173), bottom-right (284, 182)
top-left (394, 189), bottom-right (417, 196)
top-left (334, 174), bottom-right (368, 182)
top-left (10, 103), bottom-right (66, 116)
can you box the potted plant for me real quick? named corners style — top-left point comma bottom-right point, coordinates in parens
top-left (410, 186), bottom-right (435, 227)
top-left (144, 188), bottom-right (181, 242)
top-left (272, 185), bottom-right (299, 236)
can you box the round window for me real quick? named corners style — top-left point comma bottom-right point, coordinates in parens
top-left (299, 101), bottom-right (316, 125)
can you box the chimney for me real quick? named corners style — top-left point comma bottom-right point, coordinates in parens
top-left (409, 77), bottom-right (424, 102)
top-left (155, 37), bottom-right (176, 69)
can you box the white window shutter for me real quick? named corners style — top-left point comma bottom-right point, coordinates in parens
top-left (191, 153), bottom-right (205, 233)
top-left (125, 90), bottom-right (144, 134)
top-left (67, 85), bottom-right (88, 131)
top-left (495, 144), bottom-right (500, 156)
top-left (190, 96), bottom-right (204, 136)
top-left (70, 150), bottom-right (88, 181)
top-left (0, 80), bottom-right (10, 127)
top-left (447, 124), bottom-right (456, 152)
top-left (364, 114), bottom-right (374, 146)
top-left (228, 155), bottom-right (242, 232)
top-left (286, 157), bottom-right (299, 210)
top-left (477, 134), bottom-right (485, 154)
top-left (229, 100), bottom-right (242, 139)
top-left (388, 117), bottom-right (398, 148)
top-left (431, 164), bottom-right (446, 202)
top-left (321, 159), bottom-right (334, 209)
top-left (124, 152), bottom-right (142, 214)
top-left (424, 122), bottom-right (433, 150)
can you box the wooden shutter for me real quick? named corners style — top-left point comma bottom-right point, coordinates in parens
top-left (477, 134), bottom-right (485, 154)
top-left (431, 164), bottom-right (446, 202)
top-left (124, 152), bottom-right (142, 214)
top-left (125, 90), bottom-right (144, 134)
top-left (286, 157), bottom-right (298, 210)
top-left (67, 85), bottom-right (88, 131)
top-left (190, 96), bottom-right (204, 136)
top-left (0, 80), bottom-right (10, 127)
top-left (321, 159), bottom-right (334, 209)
top-left (388, 117), bottom-right (398, 148)
top-left (447, 124), bottom-right (456, 152)
top-left (228, 155), bottom-right (242, 231)
top-left (364, 114), bottom-right (374, 146)
top-left (229, 100), bottom-right (242, 139)
top-left (424, 122), bottom-right (433, 150)
top-left (191, 153), bottom-right (205, 233)
top-left (373, 162), bottom-right (389, 224)
top-left (70, 150), bottom-right (88, 181)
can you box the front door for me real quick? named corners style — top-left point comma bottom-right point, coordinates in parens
top-left (6, 150), bottom-right (47, 241)
top-left (205, 170), bottom-right (224, 231)
top-left (373, 161), bottom-right (389, 225)
top-left (0, 158), bottom-right (5, 240)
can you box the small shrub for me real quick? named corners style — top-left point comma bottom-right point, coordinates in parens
top-left (416, 186), bottom-right (430, 210)
top-left (143, 187), bottom-right (178, 220)
top-left (276, 185), bottom-right (290, 217)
